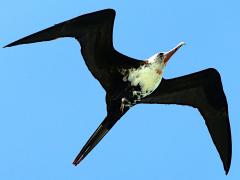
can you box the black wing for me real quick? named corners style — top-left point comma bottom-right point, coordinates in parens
top-left (4, 9), bottom-right (132, 90)
top-left (141, 68), bottom-right (232, 174)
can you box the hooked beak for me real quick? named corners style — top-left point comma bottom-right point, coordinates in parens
top-left (163, 42), bottom-right (185, 64)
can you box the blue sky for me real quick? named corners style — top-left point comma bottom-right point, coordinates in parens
top-left (0, 0), bottom-right (239, 179)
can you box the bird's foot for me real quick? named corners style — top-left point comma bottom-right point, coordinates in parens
top-left (120, 98), bottom-right (132, 112)
top-left (120, 103), bottom-right (125, 113)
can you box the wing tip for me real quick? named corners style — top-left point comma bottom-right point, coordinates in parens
top-left (225, 169), bottom-right (229, 175)
top-left (3, 35), bottom-right (38, 48)
top-left (219, 138), bottom-right (231, 175)
top-left (224, 163), bottom-right (230, 175)
top-left (3, 42), bottom-right (17, 48)
top-left (224, 156), bottom-right (231, 175)
top-left (3, 8), bottom-right (116, 49)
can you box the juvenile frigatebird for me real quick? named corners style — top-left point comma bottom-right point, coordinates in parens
top-left (4, 9), bottom-right (232, 174)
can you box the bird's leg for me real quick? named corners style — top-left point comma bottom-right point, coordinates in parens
top-left (120, 98), bottom-right (126, 112)
top-left (132, 91), bottom-right (142, 101)
top-left (120, 97), bottom-right (132, 112)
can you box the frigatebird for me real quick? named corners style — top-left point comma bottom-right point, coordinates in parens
top-left (4, 9), bottom-right (232, 174)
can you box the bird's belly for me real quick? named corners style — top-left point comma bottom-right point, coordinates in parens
top-left (126, 67), bottom-right (164, 99)
top-left (133, 74), bottom-right (162, 98)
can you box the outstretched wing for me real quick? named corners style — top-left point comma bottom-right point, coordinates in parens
top-left (141, 68), bottom-right (232, 174)
top-left (4, 9), bottom-right (118, 90)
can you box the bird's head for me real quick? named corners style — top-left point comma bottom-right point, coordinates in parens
top-left (149, 42), bottom-right (185, 66)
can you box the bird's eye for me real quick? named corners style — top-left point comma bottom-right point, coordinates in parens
top-left (159, 53), bottom-right (164, 58)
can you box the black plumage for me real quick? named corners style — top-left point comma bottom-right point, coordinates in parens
top-left (4, 9), bottom-right (232, 174)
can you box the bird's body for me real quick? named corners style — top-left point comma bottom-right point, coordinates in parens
top-left (121, 53), bottom-right (165, 99)
top-left (4, 9), bottom-right (232, 174)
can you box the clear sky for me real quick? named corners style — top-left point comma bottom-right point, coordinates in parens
top-left (0, 0), bottom-right (239, 180)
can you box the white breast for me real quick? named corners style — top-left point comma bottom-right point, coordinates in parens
top-left (122, 59), bottom-right (165, 98)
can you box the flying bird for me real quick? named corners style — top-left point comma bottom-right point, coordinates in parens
top-left (4, 9), bottom-right (232, 174)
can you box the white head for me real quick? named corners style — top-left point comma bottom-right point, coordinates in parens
top-left (148, 41), bottom-right (186, 66)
